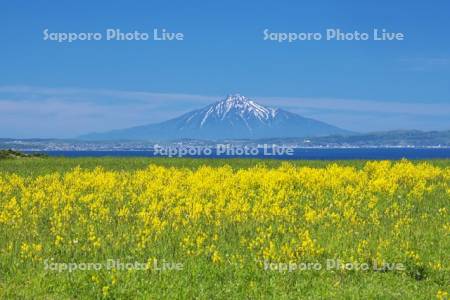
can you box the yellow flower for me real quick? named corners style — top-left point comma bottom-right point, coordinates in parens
top-left (437, 290), bottom-right (448, 300)
top-left (102, 285), bottom-right (110, 297)
top-left (212, 250), bottom-right (222, 264)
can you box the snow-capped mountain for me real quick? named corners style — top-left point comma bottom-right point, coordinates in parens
top-left (195, 94), bottom-right (278, 126)
top-left (80, 94), bottom-right (351, 140)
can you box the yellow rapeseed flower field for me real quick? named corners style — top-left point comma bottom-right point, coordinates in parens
top-left (0, 159), bottom-right (449, 298)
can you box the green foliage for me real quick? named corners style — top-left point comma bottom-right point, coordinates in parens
top-left (0, 149), bottom-right (47, 160)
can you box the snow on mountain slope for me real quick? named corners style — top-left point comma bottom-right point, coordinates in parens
top-left (79, 94), bottom-right (351, 140)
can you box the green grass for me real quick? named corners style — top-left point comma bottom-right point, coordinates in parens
top-left (1, 156), bottom-right (449, 176)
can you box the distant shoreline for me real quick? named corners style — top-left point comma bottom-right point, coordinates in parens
top-left (19, 148), bottom-right (450, 160)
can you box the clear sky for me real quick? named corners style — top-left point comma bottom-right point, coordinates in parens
top-left (1, 0), bottom-right (449, 138)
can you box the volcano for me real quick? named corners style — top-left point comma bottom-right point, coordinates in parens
top-left (79, 94), bottom-right (350, 140)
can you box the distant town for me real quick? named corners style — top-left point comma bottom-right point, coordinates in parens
top-left (1, 130), bottom-right (449, 152)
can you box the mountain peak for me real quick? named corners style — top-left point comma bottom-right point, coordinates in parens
top-left (80, 93), bottom-right (351, 140)
top-left (208, 94), bottom-right (276, 124)
top-left (224, 93), bottom-right (248, 103)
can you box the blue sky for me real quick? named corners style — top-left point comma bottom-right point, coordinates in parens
top-left (1, 0), bottom-right (449, 138)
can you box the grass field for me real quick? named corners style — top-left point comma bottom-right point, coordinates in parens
top-left (0, 157), bottom-right (449, 299)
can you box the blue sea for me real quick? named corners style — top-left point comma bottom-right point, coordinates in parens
top-left (30, 148), bottom-right (450, 160)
